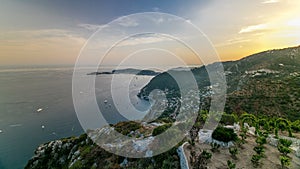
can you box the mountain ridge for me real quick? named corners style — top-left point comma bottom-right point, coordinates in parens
top-left (138, 45), bottom-right (300, 120)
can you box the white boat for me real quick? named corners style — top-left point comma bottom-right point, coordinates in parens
top-left (41, 125), bottom-right (45, 129)
top-left (0, 130), bottom-right (2, 133)
top-left (104, 100), bottom-right (108, 104)
top-left (37, 108), bottom-right (43, 112)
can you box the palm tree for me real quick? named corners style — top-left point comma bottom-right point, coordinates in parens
top-left (257, 118), bottom-right (270, 132)
top-left (241, 113), bottom-right (258, 133)
top-left (275, 118), bottom-right (293, 137)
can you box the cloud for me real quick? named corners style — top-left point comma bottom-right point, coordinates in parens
top-left (215, 37), bottom-right (251, 47)
top-left (239, 24), bottom-right (268, 33)
top-left (261, 0), bottom-right (280, 4)
top-left (118, 34), bottom-right (171, 46)
top-left (0, 29), bottom-right (86, 46)
top-left (78, 23), bottom-right (108, 31)
top-left (117, 16), bottom-right (139, 27)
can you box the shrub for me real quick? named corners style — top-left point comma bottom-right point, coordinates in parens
top-left (227, 160), bottom-right (236, 169)
top-left (291, 120), bottom-right (300, 132)
top-left (278, 139), bottom-right (293, 148)
top-left (212, 126), bottom-right (238, 143)
top-left (194, 150), bottom-right (212, 169)
top-left (277, 139), bottom-right (292, 156)
top-left (200, 150), bottom-right (212, 160)
top-left (229, 147), bottom-right (238, 159)
top-left (188, 139), bottom-right (195, 146)
top-left (114, 121), bottom-right (141, 135)
top-left (255, 136), bottom-right (266, 146)
top-left (220, 113), bottom-right (238, 125)
top-left (253, 146), bottom-right (264, 155)
top-left (239, 132), bottom-right (247, 143)
top-left (152, 123), bottom-right (172, 136)
top-left (278, 144), bottom-right (291, 156)
top-left (280, 156), bottom-right (291, 169)
top-left (251, 154), bottom-right (262, 168)
top-left (210, 142), bottom-right (220, 152)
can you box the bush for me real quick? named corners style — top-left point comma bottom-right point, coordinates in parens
top-left (278, 144), bottom-right (291, 156)
top-left (212, 126), bottom-right (238, 142)
top-left (278, 139), bottom-right (292, 156)
top-left (291, 120), bottom-right (300, 132)
top-left (152, 123), bottom-right (172, 136)
top-left (255, 136), bottom-right (266, 146)
top-left (200, 150), bottom-right (212, 160)
top-left (220, 113), bottom-right (237, 125)
top-left (114, 121), bottom-right (141, 135)
top-left (278, 139), bottom-right (292, 147)
top-left (251, 154), bottom-right (262, 168)
top-left (227, 160), bottom-right (236, 169)
top-left (229, 147), bottom-right (238, 159)
top-left (253, 146), bottom-right (265, 155)
top-left (210, 142), bottom-right (220, 152)
top-left (280, 156), bottom-right (291, 168)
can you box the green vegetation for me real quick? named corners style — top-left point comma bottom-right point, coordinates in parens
top-left (255, 136), bottom-right (267, 146)
top-left (276, 138), bottom-right (293, 169)
top-left (227, 160), bottom-right (236, 169)
top-left (253, 146), bottom-right (264, 156)
top-left (210, 142), bottom-right (220, 152)
top-left (280, 155), bottom-right (291, 169)
top-left (193, 150), bottom-right (212, 169)
top-left (152, 123), bottom-right (172, 136)
top-left (275, 118), bottom-right (293, 138)
top-left (229, 147), bottom-right (238, 159)
top-left (220, 113), bottom-right (238, 125)
top-left (114, 121), bottom-right (142, 136)
top-left (212, 126), bottom-right (238, 143)
top-left (251, 154), bottom-right (263, 168)
top-left (239, 126), bottom-right (248, 144)
top-left (277, 139), bottom-right (292, 156)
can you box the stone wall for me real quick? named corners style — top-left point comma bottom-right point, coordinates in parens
top-left (177, 142), bottom-right (189, 169)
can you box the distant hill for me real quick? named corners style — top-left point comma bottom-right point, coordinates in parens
top-left (87, 68), bottom-right (160, 76)
top-left (138, 46), bottom-right (300, 121)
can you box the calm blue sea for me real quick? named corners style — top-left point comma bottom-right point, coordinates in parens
top-left (0, 65), bottom-right (153, 169)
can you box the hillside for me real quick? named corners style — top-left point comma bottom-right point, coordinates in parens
top-left (25, 122), bottom-right (182, 169)
top-left (138, 46), bottom-right (300, 121)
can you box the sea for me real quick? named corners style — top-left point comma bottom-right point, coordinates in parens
top-left (0, 65), bottom-right (155, 169)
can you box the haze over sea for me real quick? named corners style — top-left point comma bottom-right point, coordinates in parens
top-left (0, 65), bottom-right (153, 169)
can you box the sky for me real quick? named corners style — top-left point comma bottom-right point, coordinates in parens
top-left (0, 0), bottom-right (300, 66)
